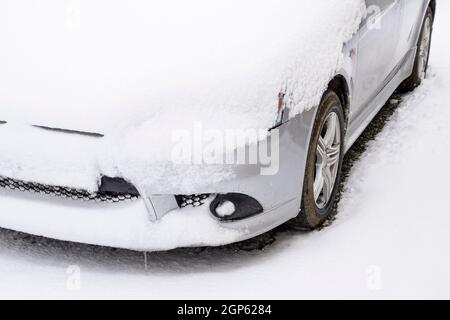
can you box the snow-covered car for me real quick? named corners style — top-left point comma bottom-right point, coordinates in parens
top-left (0, 0), bottom-right (435, 251)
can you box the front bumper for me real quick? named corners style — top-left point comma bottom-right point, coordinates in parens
top-left (0, 108), bottom-right (317, 250)
top-left (0, 185), bottom-right (298, 251)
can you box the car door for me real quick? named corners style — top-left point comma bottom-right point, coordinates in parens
top-left (397, 0), bottom-right (427, 59)
top-left (352, 0), bottom-right (402, 116)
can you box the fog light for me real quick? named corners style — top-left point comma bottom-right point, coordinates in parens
top-left (210, 193), bottom-right (263, 221)
top-left (215, 200), bottom-right (236, 218)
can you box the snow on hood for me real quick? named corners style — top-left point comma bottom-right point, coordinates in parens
top-left (0, 0), bottom-right (365, 192)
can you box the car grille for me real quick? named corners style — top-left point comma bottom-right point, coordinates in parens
top-left (0, 176), bottom-right (212, 208)
top-left (0, 176), bottom-right (139, 203)
top-left (175, 194), bottom-right (211, 208)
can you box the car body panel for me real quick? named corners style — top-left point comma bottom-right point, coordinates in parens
top-left (346, 0), bottom-right (432, 150)
top-left (352, 0), bottom-right (402, 120)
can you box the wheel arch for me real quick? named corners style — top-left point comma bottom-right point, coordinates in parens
top-left (326, 75), bottom-right (350, 130)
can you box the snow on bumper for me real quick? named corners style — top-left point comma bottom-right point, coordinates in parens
top-left (0, 186), bottom-right (300, 251)
top-left (0, 122), bottom-right (103, 192)
top-left (0, 187), bottom-right (242, 251)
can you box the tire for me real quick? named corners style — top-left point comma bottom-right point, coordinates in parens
top-left (289, 91), bottom-right (345, 230)
top-left (398, 8), bottom-right (434, 93)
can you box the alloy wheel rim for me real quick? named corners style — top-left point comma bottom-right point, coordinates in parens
top-left (313, 111), bottom-right (341, 209)
top-left (418, 17), bottom-right (432, 81)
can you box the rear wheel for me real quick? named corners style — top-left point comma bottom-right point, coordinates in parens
top-left (398, 8), bottom-right (434, 92)
top-left (289, 91), bottom-right (345, 230)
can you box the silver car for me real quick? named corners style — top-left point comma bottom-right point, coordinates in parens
top-left (0, 0), bottom-right (435, 251)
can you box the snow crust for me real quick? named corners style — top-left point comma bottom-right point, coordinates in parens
top-left (0, 0), bottom-right (365, 191)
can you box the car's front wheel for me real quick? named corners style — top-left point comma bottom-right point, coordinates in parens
top-left (289, 91), bottom-right (345, 230)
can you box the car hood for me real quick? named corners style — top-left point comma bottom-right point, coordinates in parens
top-left (0, 0), bottom-right (364, 133)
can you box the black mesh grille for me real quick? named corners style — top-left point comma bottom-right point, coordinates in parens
top-left (176, 194), bottom-right (210, 208)
top-left (0, 176), bottom-right (139, 203)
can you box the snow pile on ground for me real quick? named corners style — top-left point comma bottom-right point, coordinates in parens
top-left (0, 0), bottom-right (365, 191)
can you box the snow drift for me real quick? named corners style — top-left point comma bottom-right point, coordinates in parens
top-left (0, 0), bottom-right (366, 191)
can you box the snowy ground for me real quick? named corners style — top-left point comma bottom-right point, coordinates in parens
top-left (1, 3), bottom-right (450, 299)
